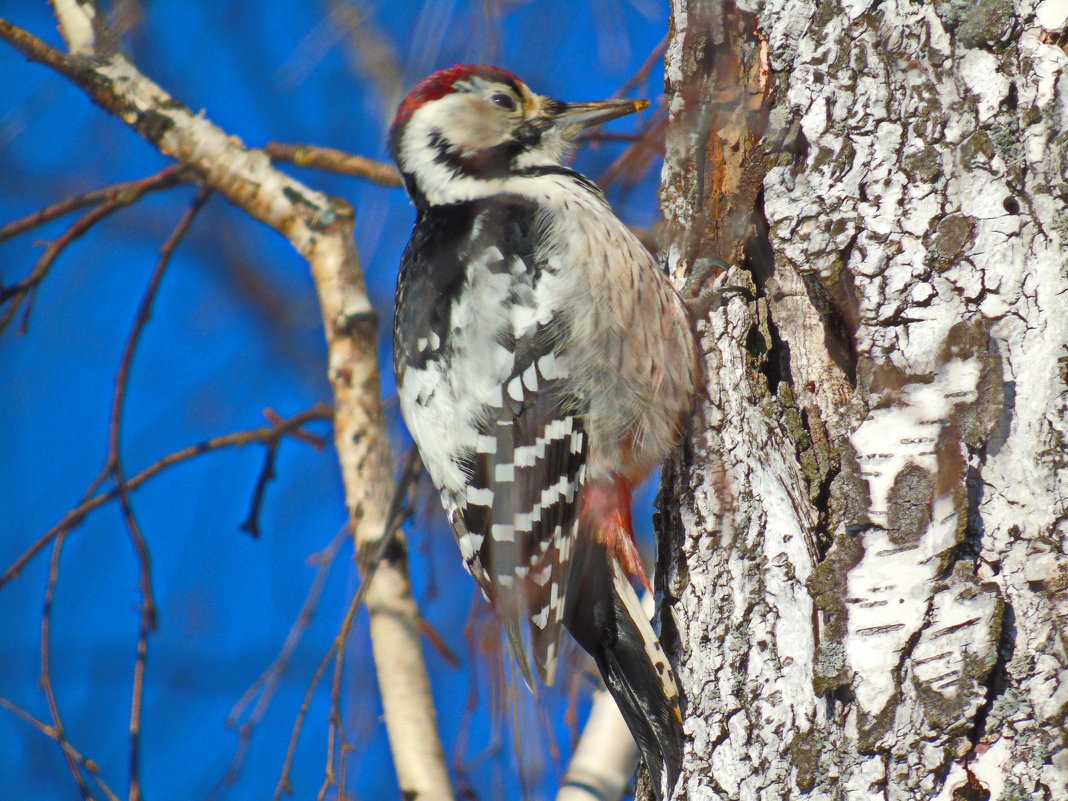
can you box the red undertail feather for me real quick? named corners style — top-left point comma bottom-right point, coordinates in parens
top-left (580, 476), bottom-right (652, 593)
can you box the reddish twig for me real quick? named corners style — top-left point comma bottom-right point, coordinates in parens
top-left (597, 104), bottom-right (668, 190)
top-left (41, 531), bottom-right (93, 800)
top-left (0, 696), bottom-right (122, 801)
top-left (210, 525), bottom-right (350, 798)
top-left (0, 404), bottom-right (334, 591)
top-left (0, 166), bottom-right (185, 244)
top-left (0, 167), bottom-right (191, 336)
top-left (107, 186), bottom-right (213, 476)
top-left (454, 598), bottom-right (506, 791)
top-left (273, 449), bottom-right (420, 801)
top-left (273, 611), bottom-right (344, 801)
top-left (613, 34), bottom-right (669, 99)
top-left (419, 618), bottom-right (461, 668)
top-left (265, 142), bottom-right (402, 187)
top-left (121, 489), bottom-right (150, 801)
top-left (264, 408), bottom-right (327, 449)
top-left (315, 592), bottom-right (361, 801)
top-left (1, 199), bottom-right (120, 335)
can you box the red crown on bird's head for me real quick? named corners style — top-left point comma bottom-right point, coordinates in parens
top-left (391, 64), bottom-right (523, 132)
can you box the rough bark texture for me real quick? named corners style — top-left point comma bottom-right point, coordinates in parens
top-left (658, 1), bottom-right (1068, 798)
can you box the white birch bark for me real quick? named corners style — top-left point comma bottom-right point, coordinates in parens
top-left (658, 1), bottom-right (1068, 798)
top-left (19, 6), bottom-right (456, 798)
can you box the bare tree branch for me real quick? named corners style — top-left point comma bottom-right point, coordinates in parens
top-left (52, 0), bottom-right (101, 54)
top-left (0, 696), bottom-right (122, 801)
top-left (40, 532), bottom-right (93, 801)
top-left (0, 166), bottom-right (185, 244)
top-left (1, 198), bottom-right (118, 334)
top-left (0, 404), bottom-right (333, 589)
top-left (211, 525), bottom-right (351, 797)
top-left (34, 182), bottom-right (216, 797)
top-left (264, 142), bottom-right (402, 186)
top-left (0, 16), bottom-right (454, 798)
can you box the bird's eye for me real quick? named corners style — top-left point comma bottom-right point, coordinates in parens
top-left (490, 92), bottom-right (518, 111)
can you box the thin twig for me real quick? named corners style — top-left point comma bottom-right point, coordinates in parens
top-left (120, 487), bottom-right (150, 801)
top-left (264, 407), bottom-right (327, 449)
top-left (107, 186), bottom-right (213, 472)
top-left (275, 449), bottom-right (421, 801)
top-left (318, 449), bottom-right (424, 801)
top-left (0, 696), bottom-right (122, 801)
top-left (454, 597), bottom-right (507, 792)
top-left (41, 532), bottom-right (93, 800)
top-left (241, 404), bottom-right (332, 537)
top-left (315, 593), bottom-right (360, 801)
top-left (0, 404), bottom-right (334, 590)
top-left (95, 187), bottom-right (211, 801)
top-left (1, 199), bottom-right (121, 335)
top-left (613, 34), bottom-right (669, 99)
top-left (273, 613), bottom-right (345, 801)
top-left (264, 142), bottom-right (402, 187)
top-left (0, 168), bottom-right (192, 336)
top-left (598, 105), bottom-right (668, 190)
top-left (419, 618), bottom-right (461, 668)
top-left (240, 444), bottom-right (278, 538)
top-left (0, 166), bottom-right (185, 244)
top-left (315, 450), bottom-right (422, 801)
top-left (210, 525), bottom-right (350, 798)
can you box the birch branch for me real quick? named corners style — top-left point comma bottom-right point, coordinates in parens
top-left (264, 142), bottom-right (401, 186)
top-left (1, 14), bottom-right (453, 800)
top-left (557, 688), bottom-right (638, 801)
top-left (52, 0), bottom-right (99, 55)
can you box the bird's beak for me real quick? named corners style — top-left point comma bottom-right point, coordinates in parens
top-left (551, 98), bottom-right (649, 141)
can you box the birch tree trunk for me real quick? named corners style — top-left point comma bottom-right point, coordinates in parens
top-left (658, 1), bottom-right (1068, 798)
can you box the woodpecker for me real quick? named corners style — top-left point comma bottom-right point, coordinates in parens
top-left (390, 64), bottom-right (697, 800)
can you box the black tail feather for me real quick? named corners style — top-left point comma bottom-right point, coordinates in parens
top-left (564, 539), bottom-right (683, 800)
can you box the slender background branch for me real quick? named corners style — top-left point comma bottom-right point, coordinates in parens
top-left (1, 5), bottom-right (453, 799)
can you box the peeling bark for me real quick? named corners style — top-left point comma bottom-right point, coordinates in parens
top-left (659, 1), bottom-right (1068, 798)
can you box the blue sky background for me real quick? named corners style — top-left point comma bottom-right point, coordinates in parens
top-left (0, 2), bottom-right (668, 799)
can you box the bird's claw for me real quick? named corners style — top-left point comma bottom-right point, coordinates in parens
top-left (681, 257), bottom-right (750, 320)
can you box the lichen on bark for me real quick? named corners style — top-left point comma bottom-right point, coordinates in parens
top-left (659, 0), bottom-right (1068, 797)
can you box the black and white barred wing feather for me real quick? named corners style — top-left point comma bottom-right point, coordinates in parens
top-left (457, 357), bottom-right (587, 688)
top-left (395, 197), bottom-right (587, 688)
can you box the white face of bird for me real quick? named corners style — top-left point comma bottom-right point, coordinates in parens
top-left (390, 65), bottom-right (647, 205)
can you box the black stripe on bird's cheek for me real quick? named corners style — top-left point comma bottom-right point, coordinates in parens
top-left (427, 120), bottom-right (555, 180)
top-left (428, 129), bottom-right (520, 179)
top-left (513, 116), bottom-right (553, 149)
